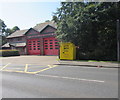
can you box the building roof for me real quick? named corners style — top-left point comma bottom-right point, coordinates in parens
top-left (2, 43), bottom-right (10, 47)
top-left (33, 21), bottom-right (57, 32)
top-left (10, 42), bottom-right (26, 47)
top-left (6, 21), bottom-right (57, 38)
top-left (2, 42), bottom-right (26, 47)
top-left (7, 29), bottom-right (29, 38)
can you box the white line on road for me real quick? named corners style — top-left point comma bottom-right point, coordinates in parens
top-left (35, 74), bottom-right (105, 83)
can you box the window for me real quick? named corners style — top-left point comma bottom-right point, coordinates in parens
top-left (55, 48), bottom-right (59, 49)
top-left (45, 45), bottom-right (48, 47)
top-left (34, 48), bottom-right (36, 50)
top-left (44, 40), bottom-right (48, 42)
top-left (55, 42), bottom-right (58, 44)
top-left (50, 48), bottom-right (53, 49)
top-left (38, 43), bottom-right (40, 45)
top-left (50, 42), bottom-right (53, 44)
top-left (50, 40), bottom-right (53, 41)
top-left (38, 41), bottom-right (40, 42)
top-left (38, 48), bottom-right (40, 50)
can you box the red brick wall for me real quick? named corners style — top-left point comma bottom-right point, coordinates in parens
top-left (40, 38), bottom-right (44, 55)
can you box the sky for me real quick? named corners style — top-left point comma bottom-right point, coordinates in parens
top-left (0, 1), bottom-right (61, 30)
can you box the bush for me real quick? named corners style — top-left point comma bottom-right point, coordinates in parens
top-left (76, 48), bottom-right (117, 61)
top-left (76, 51), bottom-right (89, 60)
top-left (0, 50), bottom-right (20, 57)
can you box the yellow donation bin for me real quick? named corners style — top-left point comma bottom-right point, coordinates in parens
top-left (60, 42), bottom-right (76, 60)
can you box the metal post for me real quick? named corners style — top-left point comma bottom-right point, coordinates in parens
top-left (117, 19), bottom-right (120, 62)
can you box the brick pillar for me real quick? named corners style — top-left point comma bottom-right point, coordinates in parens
top-left (25, 36), bottom-right (28, 55)
top-left (40, 38), bottom-right (44, 55)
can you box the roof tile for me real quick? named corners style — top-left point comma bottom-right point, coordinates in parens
top-left (33, 21), bottom-right (57, 32)
top-left (7, 29), bottom-right (28, 38)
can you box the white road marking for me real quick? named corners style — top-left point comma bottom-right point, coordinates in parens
top-left (35, 74), bottom-right (105, 83)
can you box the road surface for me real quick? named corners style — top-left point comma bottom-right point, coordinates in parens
top-left (1, 63), bottom-right (118, 98)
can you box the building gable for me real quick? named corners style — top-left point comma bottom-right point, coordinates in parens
top-left (25, 28), bottom-right (40, 36)
top-left (33, 21), bottom-right (57, 32)
top-left (40, 25), bottom-right (56, 34)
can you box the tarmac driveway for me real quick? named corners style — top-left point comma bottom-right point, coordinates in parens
top-left (1, 56), bottom-right (59, 74)
top-left (0, 55), bottom-right (119, 74)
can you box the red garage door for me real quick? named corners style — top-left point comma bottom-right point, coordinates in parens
top-left (27, 38), bottom-right (41, 55)
top-left (44, 37), bottom-right (59, 55)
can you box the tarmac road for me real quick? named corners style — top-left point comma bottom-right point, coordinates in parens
top-left (1, 56), bottom-right (118, 98)
top-left (2, 65), bottom-right (118, 98)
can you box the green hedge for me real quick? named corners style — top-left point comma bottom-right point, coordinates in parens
top-left (76, 49), bottom-right (117, 61)
top-left (0, 50), bottom-right (20, 57)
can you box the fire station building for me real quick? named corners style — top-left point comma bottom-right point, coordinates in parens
top-left (2, 21), bottom-right (59, 55)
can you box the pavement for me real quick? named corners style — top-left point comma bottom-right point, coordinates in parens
top-left (57, 60), bottom-right (119, 68)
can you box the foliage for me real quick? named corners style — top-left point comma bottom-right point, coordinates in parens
top-left (45, 20), bottom-right (51, 22)
top-left (0, 19), bottom-right (7, 46)
top-left (5, 26), bottom-right (20, 36)
top-left (0, 19), bottom-right (20, 45)
top-left (0, 19), bottom-right (6, 34)
top-left (0, 35), bottom-right (7, 47)
top-left (53, 2), bottom-right (120, 61)
top-left (12, 26), bottom-right (20, 31)
top-left (0, 49), bottom-right (20, 57)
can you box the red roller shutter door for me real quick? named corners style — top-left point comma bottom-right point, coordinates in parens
top-left (27, 39), bottom-right (41, 55)
top-left (44, 37), bottom-right (59, 55)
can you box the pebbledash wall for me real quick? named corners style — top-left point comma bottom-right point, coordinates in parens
top-left (3, 21), bottom-right (59, 55)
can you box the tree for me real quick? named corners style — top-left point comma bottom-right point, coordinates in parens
top-left (0, 19), bottom-right (20, 46)
top-left (5, 26), bottom-right (20, 36)
top-left (45, 20), bottom-right (51, 22)
top-left (53, 2), bottom-right (120, 61)
top-left (0, 19), bottom-right (7, 46)
top-left (5, 28), bottom-right (13, 36)
top-left (0, 19), bottom-right (6, 35)
top-left (12, 26), bottom-right (20, 32)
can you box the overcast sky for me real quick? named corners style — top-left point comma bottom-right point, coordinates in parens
top-left (0, 1), bottom-right (61, 30)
